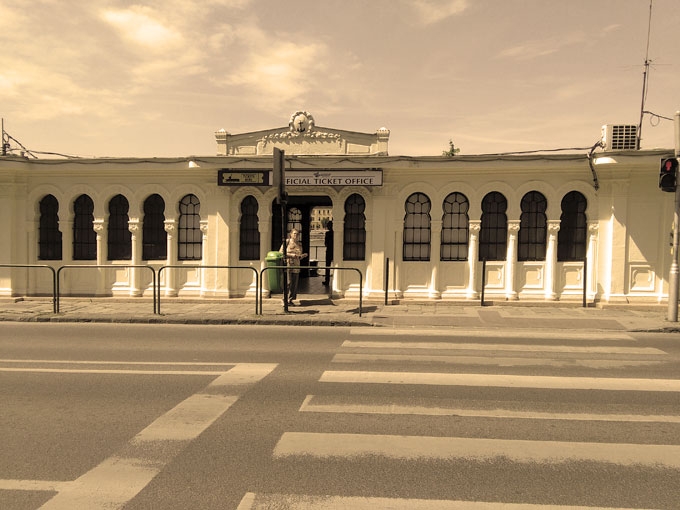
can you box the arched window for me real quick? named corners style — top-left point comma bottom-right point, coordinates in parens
top-left (558, 191), bottom-right (587, 261)
top-left (178, 194), bottom-right (202, 261)
top-left (403, 192), bottom-right (431, 261)
top-left (239, 195), bottom-right (259, 260)
top-left (518, 191), bottom-right (547, 261)
top-left (479, 192), bottom-right (507, 261)
top-left (344, 193), bottom-right (366, 261)
top-left (441, 192), bottom-right (469, 261)
top-left (287, 207), bottom-right (302, 235)
top-left (108, 195), bottom-right (131, 260)
top-left (73, 194), bottom-right (96, 260)
top-left (38, 194), bottom-right (62, 260)
top-left (142, 194), bottom-right (166, 261)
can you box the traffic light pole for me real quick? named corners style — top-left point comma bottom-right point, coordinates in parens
top-left (668, 111), bottom-right (680, 322)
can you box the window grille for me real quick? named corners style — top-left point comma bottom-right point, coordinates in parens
top-left (343, 193), bottom-right (366, 260)
top-left (479, 192), bottom-right (507, 261)
top-left (142, 194), bottom-right (167, 261)
top-left (441, 192), bottom-right (469, 261)
top-left (38, 194), bottom-right (62, 260)
top-left (108, 194), bottom-right (131, 260)
top-left (73, 194), bottom-right (97, 260)
top-left (178, 194), bottom-right (202, 261)
top-left (518, 191), bottom-right (547, 261)
top-left (239, 195), bottom-right (260, 260)
top-left (403, 192), bottom-right (431, 261)
top-left (558, 191), bottom-right (587, 261)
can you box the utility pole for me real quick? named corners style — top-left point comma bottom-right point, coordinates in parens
top-left (668, 110), bottom-right (680, 321)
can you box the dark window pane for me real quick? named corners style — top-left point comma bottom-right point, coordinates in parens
top-left (239, 195), bottom-right (259, 260)
top-left (178, 194), bottom-right (202, 261)
top-left (558, 191), bottom-right (587, 261)
top-left (108, 194), bottom-right (131, 260)
top-left (344, 194), bottom-right (366, 260)
top-left (441, 192), bottom-right (469, 261)
top-left (142, 194), bottom-right (166, 260)
top-left (403, 193), bottom-right (431, 261)
top-left (479, 192), bottom-right (507, 261)
top-left (518, 191), bottom-right (547, 261)
top-left (39, 194), bottom-right (62, 260)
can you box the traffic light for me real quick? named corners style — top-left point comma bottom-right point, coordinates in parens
top-left (659, 157), bottom-right (678, 192)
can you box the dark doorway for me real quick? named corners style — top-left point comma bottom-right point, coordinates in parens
top-left (271, 195), bottom-right (332, 290)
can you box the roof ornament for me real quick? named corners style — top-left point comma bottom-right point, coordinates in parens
top-left (289, 111), bottom-right (314, 134)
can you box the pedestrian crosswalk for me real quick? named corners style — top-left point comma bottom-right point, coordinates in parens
top-left (239, 328), bottom-right (680, 509)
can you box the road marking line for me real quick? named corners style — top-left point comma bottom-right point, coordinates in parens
top-left (0, 479), bottom-right (73, 492)
top-left (340, 341), bottom-right (665, 355)
top-left (299, 395), bottom-right (680, 423)
top-left (0, 367), bottom-right (225, 375)
top-left (331, 353), bottom-right (663, 368)
top-left (237, 492), bottom-right (646, 510)
top-left (35, 363), bottom-right (277, 510)
top-left (0, 359), bottom-right (236, 366)
top-left (319, 370), bottom-right (680, 392)
top-left (273, 432), bottom-right (680, 468)
top-left (350, 328), bottom-right (635, 341)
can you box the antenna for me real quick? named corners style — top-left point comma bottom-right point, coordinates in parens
top-left (1, 118), bottom-right (8, 156)
top-left (636, 0), bottom-right (653, 149)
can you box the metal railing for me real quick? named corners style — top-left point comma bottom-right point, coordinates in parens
top-left (56, 265), bottom-right (157, 314)
top-left (156, 265), bottom-right (259, 315)
top-left (0, 264), bottom-right (58, 313)
top-left (259, 265), bottom-right (363, 316)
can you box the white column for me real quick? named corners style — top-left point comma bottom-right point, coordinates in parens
top-left (429, 219), bottom-right (442, 298)
top-left (506, 221), bottom-right (520, 300)
top-left (466, 221), bottom-right (481, 299)
top-left (545, 220), bottom-right (560, 301)
top-left (93, 218), bottom-right (106, 295)
top-left (199, 219), bottom-right (209, 297)
top-left (587, 222), bottom-right (599, 301)
top-left (164, 219), bottom-right (177, 297)
top-left (128, 219), bottom-right (141, 296)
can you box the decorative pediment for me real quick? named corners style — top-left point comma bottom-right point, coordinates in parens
top-left (215, 111), bottom-right (389, 156)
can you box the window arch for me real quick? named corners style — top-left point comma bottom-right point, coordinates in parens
top-left (178, 194), bottom-right (202, 261)
top-left (441, 192), bottom-right (469, 261)
top-left (403, 192), bottom-right (431, 261)
top-left (108, 194), bottom-right (131, 260)
top-left (558, 191), bottom-right (587, 261)
top-left (38, 194), bottom-right (62, 260)
top-left (239, 195), bottom-right (259, 260)
top-left (142, 194), bottom-right (167, 260)
top-left (73, 194), bottom-right (97, 260)
top-left (344, 193), bottom-right (366, 260)
top-left (479, 192), bottom-right (507, 261)
top-left (518, 191), bottom-right (547, 261)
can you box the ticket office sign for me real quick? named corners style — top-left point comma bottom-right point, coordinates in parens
top-left (217, 169), bottom-right (383, 187)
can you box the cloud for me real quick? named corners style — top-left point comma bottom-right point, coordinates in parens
top-left (101, 7), bottom-right (183, 52)
top-left (406, 0), bottom-right (468, 24)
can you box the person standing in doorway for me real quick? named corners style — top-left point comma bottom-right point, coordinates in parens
top-left (322, 221), bottom-right (333, 286)
top-left (280, 228), bottom-right (307, 305)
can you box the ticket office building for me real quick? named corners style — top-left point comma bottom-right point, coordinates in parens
top-left (0, 112), bottom-right (675, 305)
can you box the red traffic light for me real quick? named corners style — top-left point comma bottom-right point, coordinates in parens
top-left (659, 157), bottom-right (678, 192)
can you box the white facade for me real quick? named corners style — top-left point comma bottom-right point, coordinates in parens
top-left (0, 112), bottom-right (676, 305)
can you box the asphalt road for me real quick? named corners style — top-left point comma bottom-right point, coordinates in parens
top-left (1, 323), bottom-right (679, 509)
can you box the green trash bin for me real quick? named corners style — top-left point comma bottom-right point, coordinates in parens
top-left (265, 251), bottom-right (284, 293)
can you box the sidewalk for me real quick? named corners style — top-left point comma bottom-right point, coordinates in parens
top-left (0, 295), bottom-right (678, 333)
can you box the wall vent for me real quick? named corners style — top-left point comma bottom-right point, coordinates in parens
top-left (601, 124), bottom-right (638, 151)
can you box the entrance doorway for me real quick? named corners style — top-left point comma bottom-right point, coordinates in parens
top-left (271, 195), bottom-right (333, 297)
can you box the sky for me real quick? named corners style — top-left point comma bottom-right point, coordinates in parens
top-left (1, 0), bottom-right (679, 159)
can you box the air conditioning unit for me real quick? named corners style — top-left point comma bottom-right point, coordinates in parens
top-left (601, 124), bottom-right (638, 151)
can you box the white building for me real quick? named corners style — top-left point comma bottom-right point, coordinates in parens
top-left (0, 111), bottom-right (676, 305)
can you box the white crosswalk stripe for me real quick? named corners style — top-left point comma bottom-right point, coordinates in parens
top-left (243, 333), bottom-right (678, 509)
